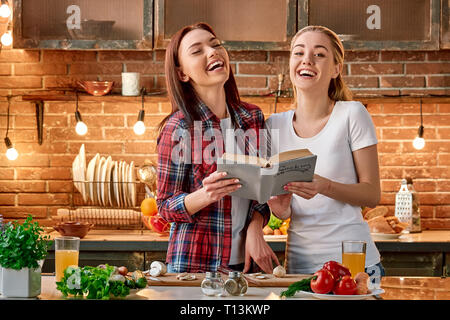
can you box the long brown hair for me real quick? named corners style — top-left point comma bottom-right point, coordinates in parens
top-left (158, 22), bottom-right (241, 132)
top-left (290, 25), bottom-right (352, 106)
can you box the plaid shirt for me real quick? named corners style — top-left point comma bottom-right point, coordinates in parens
top-left (157, 101), bottom-right (270, 272)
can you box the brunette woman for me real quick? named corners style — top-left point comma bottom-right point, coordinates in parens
top-left (266, 26), bottom-right (384, 286)
top-left (157, 22), bottom-right (279, 273)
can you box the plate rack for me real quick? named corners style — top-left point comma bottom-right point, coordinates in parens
top-left (65, 181), bottom-right (147, 230)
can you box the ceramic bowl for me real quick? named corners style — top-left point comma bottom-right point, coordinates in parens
top-left (53, 221), bottom-right (94, 239)
top-left (77, 80), bottom-right (114, 96)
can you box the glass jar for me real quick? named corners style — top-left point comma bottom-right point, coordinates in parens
top-left (201, 272), bottom-right (224, 296)
top-left (224, 271), bottom-right (248, 296)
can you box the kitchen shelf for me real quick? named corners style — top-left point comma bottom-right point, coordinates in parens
top-left (18, 92), bottom-right (450, 104)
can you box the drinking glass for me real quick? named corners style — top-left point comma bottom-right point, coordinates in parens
top-left (341, 240), bottom-right (366, 278)
top-left (55, 236), bottom-right (80, 282)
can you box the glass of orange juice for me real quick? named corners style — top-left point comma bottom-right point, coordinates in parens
top-left (341, 240), bottom-right (366, 278)
top-left (55, 236), bottom-right (80, 282)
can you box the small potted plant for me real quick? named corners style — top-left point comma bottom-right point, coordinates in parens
top-left (0, 215), bottom-right (51, 298)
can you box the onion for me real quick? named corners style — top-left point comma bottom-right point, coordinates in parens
top-left (273, 265), bottom-right (286, 278)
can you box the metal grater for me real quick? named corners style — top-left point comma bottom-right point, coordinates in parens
top-left (395, 179), bottom-right (421, 233)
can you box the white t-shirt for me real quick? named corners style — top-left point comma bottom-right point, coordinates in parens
top-left (220, 115), bottom-right (250, 265)
top-left (265, 101), bottom-right (381, 274)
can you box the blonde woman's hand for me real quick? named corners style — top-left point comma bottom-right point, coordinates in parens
top-left (267, 193), bottom-right (292, 220)
top-left (284, 174), bottom-right (331, 200)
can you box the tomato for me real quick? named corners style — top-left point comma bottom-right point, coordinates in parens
top-left (150, 215), bottom-right (170, 234)
top-left (310, 269), bottom-right (335, 294)
top-left (333, 275), bottom-right (357, 295)
top-left (322, 261), bottom-right (351, 281)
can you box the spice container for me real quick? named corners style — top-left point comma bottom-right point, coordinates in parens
top-left (201, 272), bottom-right (224, 296)
top-left (395, 178), bottom-right (421, 233)
top-left (224, 271), bottom-right (248, 296)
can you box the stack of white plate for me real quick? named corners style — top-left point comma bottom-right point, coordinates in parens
top-left (72, 145), bottom-right (137, 208)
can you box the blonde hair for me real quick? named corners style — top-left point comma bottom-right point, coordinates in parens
top-left (290, 25), bottom-right (352, 106)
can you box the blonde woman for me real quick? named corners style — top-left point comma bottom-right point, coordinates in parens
top-left (266, 26), bottom-right (384, 286)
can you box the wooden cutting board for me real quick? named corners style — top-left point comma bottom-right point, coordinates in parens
top-left (146, 273), bottom-right (311, 287)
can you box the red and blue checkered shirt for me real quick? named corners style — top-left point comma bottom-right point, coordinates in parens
top-left (156, 101), bottom-right (270, 272)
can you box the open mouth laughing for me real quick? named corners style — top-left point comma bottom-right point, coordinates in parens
top-left (207, 60), bottom-right (225, 72)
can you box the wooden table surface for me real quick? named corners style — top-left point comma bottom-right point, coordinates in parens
top-left (2, 275), bottom-right (449, 300)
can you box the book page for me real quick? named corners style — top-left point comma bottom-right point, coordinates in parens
top-left (221, 152), bottom-right (269, 167)
top-left (261, 154), bottom-right (317, 202)
top-left (269, 149), bottom-right (312, 164)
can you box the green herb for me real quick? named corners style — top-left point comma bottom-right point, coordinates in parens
top-left (268, 213), bottom-right (283, 230)
top-left (56, 265), bottom-right (131, 300)
top-left (280, 277), bottom-right (313, 298)
top-left (0, 215), bottom-right (51, 270)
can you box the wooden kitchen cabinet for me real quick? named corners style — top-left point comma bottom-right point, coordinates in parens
top-left (11, 0), bottom-right (444, 51)
top-left (380, 252), bottom-right (444, 277)
top-left (154, 0), bottom-right (297, 50)
top-left (298, 0), bottom-right (441, 51)
top-left (13, 0), bottom-right (153, 50)
top-left (442, 0), bottom-right (450, 49)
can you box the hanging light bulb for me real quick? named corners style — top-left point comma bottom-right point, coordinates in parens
top-left (413, 126), bottom-right (425, 150)
top-left (3, 95), bottom-right (18, 160)
top-left (4, 137), bottom-right (18, 160)
top-left (1, 29), bottom-right (12, 46)
top-left (0, 1), bottom-right (11, 18)
top-left (133, 109), bottom-right (145, 135)
top-left (412, 99), bottom-right (425, 150)
top-left (133, 87), bottom-right (146, 135)
top-left (75, 110), bottom-right (87, 135)
top-left (74, 90), bottom-right (87, 135)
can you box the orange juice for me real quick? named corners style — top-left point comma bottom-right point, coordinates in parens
top-left (55, 249), bottom-right (79, 282)
top-left (342, 252), bottom-right (365, 278)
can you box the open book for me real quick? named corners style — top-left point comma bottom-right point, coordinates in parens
top-left (217, 149), bottom-right (317, 203)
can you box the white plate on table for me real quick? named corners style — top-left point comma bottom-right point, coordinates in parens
top-left (117, 161), bottom-right (124, 207)
top-left (96, 157), bottom-right (106, 206)
top-left (112, 161), bottom-right (120, 207)
top-left (78, 144), bottom-right (88, 204)
top-left (106, 158), bottom-right (115, 207)
top-left (120, 161), bottom-right (127, 207)
top-left (101, 156), bottom-right (113, 207)
top-left (294, 288), bottom-right (385, 300)
top-left (371, 233), bottom-right (403, 240)
top-left (86, 153), bottom-right (99, 204)
top-left (129, 161), bottom-right (136, 207)
top-left (72, 154), bottom-right (80, 193)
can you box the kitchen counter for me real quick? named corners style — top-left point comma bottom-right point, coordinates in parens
top-left (45, 229), bottom-right (450, 252)
top-left (2, 275), bottom-right (449, 300)
top-left (41, 230), bottom-right (450, 277)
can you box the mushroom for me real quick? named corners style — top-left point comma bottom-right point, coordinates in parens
top-left (273, 265), bottom-right (286, 278)
top-left (149, 261), bottom-right (167, 277)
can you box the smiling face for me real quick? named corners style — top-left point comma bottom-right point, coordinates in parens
top-left (289, 31), bottom-right (341, 94)
top-left (177, 28), bottom-right (230, 91)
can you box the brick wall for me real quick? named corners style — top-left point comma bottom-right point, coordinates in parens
top-left (0, 48), bottom-right (449, 229)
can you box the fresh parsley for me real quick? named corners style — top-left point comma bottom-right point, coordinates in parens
top-left (0, 215), bottom-right (51, 270)
top-left (280, 277), bottom-right (313, 298)
top-left (56, 265), bottom-right (131, 300)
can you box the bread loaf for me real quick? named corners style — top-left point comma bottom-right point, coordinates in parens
top-left (364, 206), bottom-right (388, 221)
top-left (367, 215), bottom-right (396, 234)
